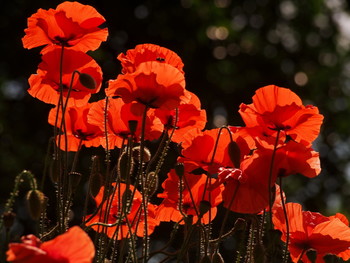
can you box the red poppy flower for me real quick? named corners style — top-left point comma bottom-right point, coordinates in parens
top-left (273, 202), bottom-right (350, 262)
top-left (117, 43), bottom-right (184, 74)
top-left (153, 91), bottom-right (207, 143)
top-left (22, 1), bottom-right (108, 54)
top-left (28, 49), bottom-right (102, 107)
top-left (106, 61), bottom-right (189, 111)
top-left (239, 85), bottom-right (324, 146)
top-left (86, 182), bottom-right (159, 240)
top-left (48, 103), bottom-right (103, 151)
top-left (221, 140), bottom-right (320, 214)
top-left (179, 128), bottom-right (239, 175)
top-left (156, 167), bottom-right (223, 224)
top-left (6, 226), bottom-right (95, 263)
top-left (88, 98), bottom-right (163, 149)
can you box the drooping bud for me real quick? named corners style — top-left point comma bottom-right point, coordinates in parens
top-left (228, 141), bottom-right (241, 168)
top-left (132, 146), bottom-right (151, 163)
top-left (145, 172), bottom-right (159, 196)
top-left (175, 163), bottom-right (185, 178)
top-left (79, 72), bottom-right (96, 90)
top-left (26, 190), bottom-right (46, 220)
top-left (199, 200), bottom-right (211, 217)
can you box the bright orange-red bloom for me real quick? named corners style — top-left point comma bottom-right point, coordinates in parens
top-left (86, 183), bottom-right (159, 240)
top-left (88, 98), bottom-right (163, 149)
top-left (273, 203), bottom-right (350, 263)
top-left (156, 167), bottom-right (223, 224)
top-left (6, 226), bottom-right (94, 263)
top-left (22, 1), bottom-right (108, 54)
top-left (221, 140), bottom-right (320, 214)
top-left (28, 49), bottom-right (102, 107)
top-left (154, 91), bottom-right (207, 143)
top-left (48, 103), bottom-right (103, 151)
top-left (106, 61), bottom-right (189, 111)
top-left (117, 43), bottom-right (184, 74)
top-left (239, 85), bottom-right (324, 146)
top-left (179, 128), bottom-right (238, 175)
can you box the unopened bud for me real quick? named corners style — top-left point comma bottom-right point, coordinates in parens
top-left (26, 190), bottom-right (45, 220)
top-left (175, 163), bottom-right (185, 178)
top-left (79, 73), bottom-right (96, 90)
top-left (118, 151), bottom-right (133, 181)
top-left (132, 146), bottom-right (151, 163)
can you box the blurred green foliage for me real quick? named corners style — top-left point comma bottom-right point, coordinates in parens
top-left (1, 0), bottom-right (350, 232)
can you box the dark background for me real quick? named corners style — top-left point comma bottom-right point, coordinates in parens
top-left (1, 0), bottom-right (350, 240)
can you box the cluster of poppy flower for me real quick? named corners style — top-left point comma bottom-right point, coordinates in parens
top-left (5, 1), bottom-right (350, 262)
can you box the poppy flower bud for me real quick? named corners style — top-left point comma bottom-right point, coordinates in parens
top-left (199, 200), bottom-right (211, 217)
top-left (199, 255), bottom-right (212, 263)
top-left (145, 172), bottom-right (158, 196)
top-left (228, 141), bottom-right (241, 168)
top-left (118, 150), bottom-right (134, 181)
top-left (26, 190), bottom-right (45, 220)
top-left (212, 252), bottom-right (224, 263)
top-left (69, 172), bottom-right (82, 193)
top-left (128, 120), bottom-right (138, 135)
top-left (132, 146), bottom-right (151, 163)
top-left (79, 72), bottom-right (96, 90)
top-left (175, 163), bottom-right (185, 178)
top-left (2, 212), bottom-right (16, 230)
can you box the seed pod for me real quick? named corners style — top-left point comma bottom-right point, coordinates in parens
top-left (145, 172), bottom-right (158, 196)
top-left (79, 73), bottom-right (96, 90)
top-left (199, 200), bottom-right (211, 217)
top-left (174, 163), bottom-right (185, 178)
top-left (306, 249), bottom-right (317, 262)
top-left (132, 146), bottom-right (151, 163)
top-left (212, 252), bottom-right (224, 263)
top-left (26, 190), bottom-right (45, 220)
